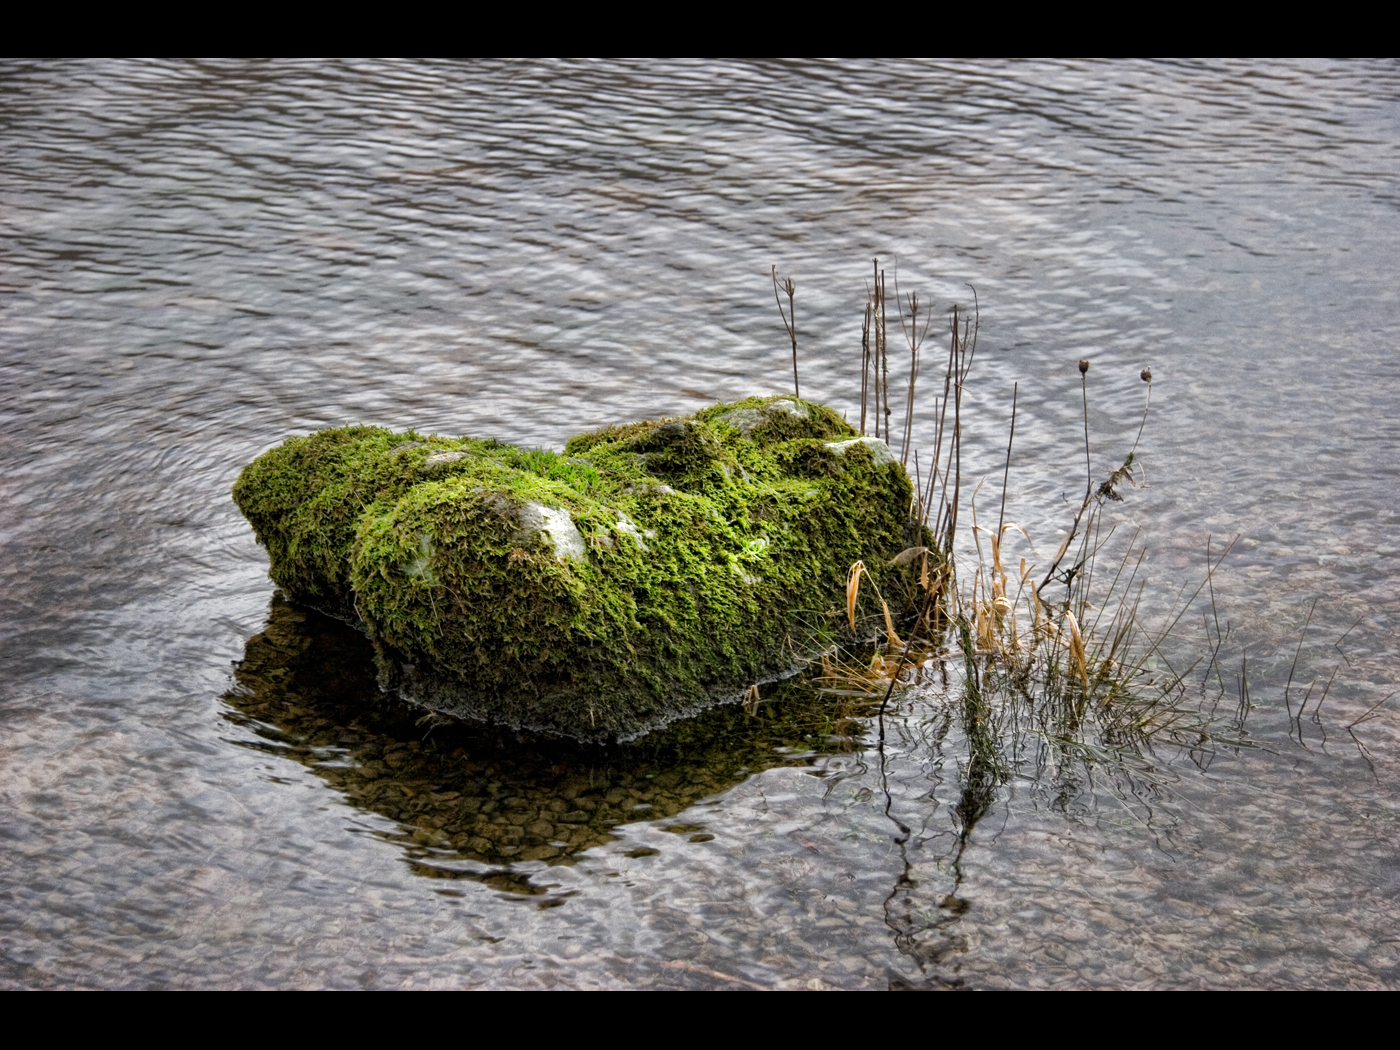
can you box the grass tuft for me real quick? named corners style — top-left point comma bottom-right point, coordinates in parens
top-left (795, 266), bottom-right (1285, 810)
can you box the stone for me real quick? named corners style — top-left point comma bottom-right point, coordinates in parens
top-left (232, 395), bottom-right (928, 742)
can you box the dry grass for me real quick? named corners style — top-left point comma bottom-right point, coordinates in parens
top-left (760, 259), bottom-right (1378, 805)
top-left (774, 259), bottom-right (1264, 802)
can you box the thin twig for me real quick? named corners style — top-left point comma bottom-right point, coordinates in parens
top-left (771, 265), bottom-right (799, 399)
top-left (1080, 359), bottom-right (1092, 502)
top-left (860, 299), bottom-right (872, 436)
top-left (1283, 596), bottom-right (1318, 726)
top-left (1346, 690), bottom-right (1395, 730)
top-left (996, 383), bottom-right (1019, 544)
top-left (880, 269), bottom-right (890, 442)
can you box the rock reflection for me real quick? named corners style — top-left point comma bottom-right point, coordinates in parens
top-left (223, 594), bottom-right (855, 871)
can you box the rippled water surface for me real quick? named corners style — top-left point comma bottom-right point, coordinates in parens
top-left (3, 59), bottom-right (1399, 988)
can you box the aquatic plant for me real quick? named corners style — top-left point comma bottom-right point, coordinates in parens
top-left (757, 264), bottom-right (1391, 979)
top-left (797, 263), bottom-right (1253, 810)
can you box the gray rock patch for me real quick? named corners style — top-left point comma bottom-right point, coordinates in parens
top-left (613, 514), bottom-right (654, 552)
top-left (719, 399), bottom-right (807, 437)
top-left (824, 436), bottom-right (896, 466)
top-left (766, 399), bottom-right (805, 418)
top-left (423, 450), bottom-right (469, 471)
top-left (516, 502), bottom-right (586, 562)
top-left (718, 408), bottom-right (763, 435)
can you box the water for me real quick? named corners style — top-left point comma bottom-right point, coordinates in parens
top-left (2, 58), bottom-right (1398, 988)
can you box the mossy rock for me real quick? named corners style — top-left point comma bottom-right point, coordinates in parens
top-left (233, 396), bottom-right (926, 742)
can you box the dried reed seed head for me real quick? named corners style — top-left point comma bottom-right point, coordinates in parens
top-left (1078, 359), bottom-right (1090, 375)
top-left (1141, 367), bottom-right (1153, 383)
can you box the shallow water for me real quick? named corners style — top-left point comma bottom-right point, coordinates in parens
top-left (2, 58), bottom-right (1398, 988)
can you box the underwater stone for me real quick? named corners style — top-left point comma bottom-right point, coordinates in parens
top-left (232, 395), bottom-right (926, 743)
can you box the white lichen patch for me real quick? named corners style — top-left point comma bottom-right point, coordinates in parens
top-left (516, 502), bottom-right (586, 562)
top-left (824, 436), bottom-right (896, 466)
top-left (613, 513), bottom-right (655, 551)
top-left (766, 399), bottom-right (805, 418)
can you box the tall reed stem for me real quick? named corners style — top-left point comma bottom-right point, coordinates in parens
top-left (1079, 358), bottom-right (1091, 501)
top-left (771, 265), bottom-right (799, 399)
top-left (860, 300), bottom-right (872, 436)
top-left (880, 269), bottom-right (890, 442)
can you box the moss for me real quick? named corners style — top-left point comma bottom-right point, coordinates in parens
top-left (233, 396), bottom-right (928, 742)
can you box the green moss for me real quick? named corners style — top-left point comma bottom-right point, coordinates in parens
top-left (233, 396), bottom-right (928, 742)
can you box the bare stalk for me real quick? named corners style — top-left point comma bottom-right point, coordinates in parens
top-left (771, 265), bottom-right (799, 399)
top-left (1131, 368), bottom-right (1153, 459)
top-left (869, 259), bottom-right (881, 438)
top-left (997, 382), bottom-right (1019, 543)
top-left (880, 268), bottom-right (890, 442)
top-left (946, 308), bottom-right (969, 555)
top-left (1079, 358), bottom-right (1092, 502)
top-left (860, 299), bottom-right (872, 436)
top-left (1036, 358), bottom-right (1141, 599)
top-left (896, 283), bottom-right (932, 468)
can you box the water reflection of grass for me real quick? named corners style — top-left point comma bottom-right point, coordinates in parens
top-left (222, 594), bottom-right (865, 874)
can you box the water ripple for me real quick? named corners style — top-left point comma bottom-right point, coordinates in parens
top-left (2, 58), bottom-right (1398, 988)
